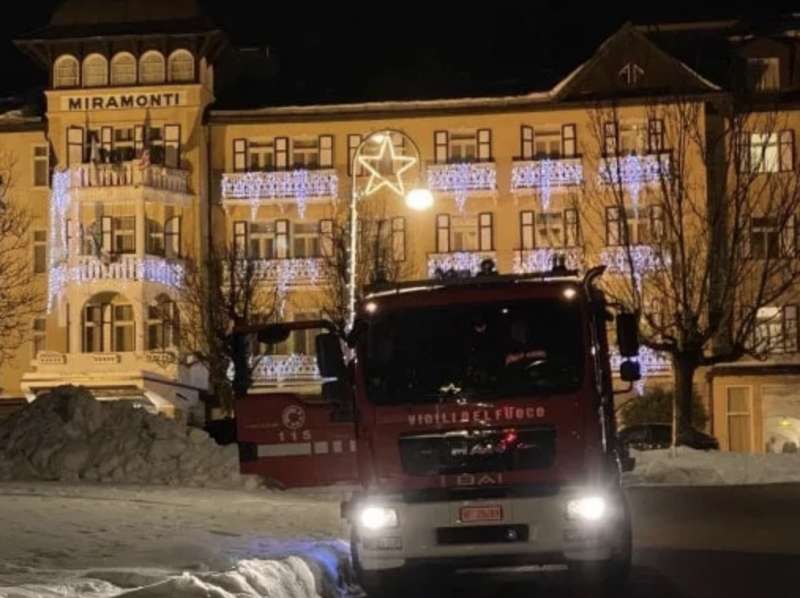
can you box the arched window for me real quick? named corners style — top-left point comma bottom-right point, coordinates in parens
top-left (147, 296), bottom-right (178, 351)
top-left (167, 49), bottom-right (194, 82)
top-left (110, 52), bottom-right (137, 86)
top-left (139, 51), bottom-right (165, 84)
top-left (54, 55), bottom-right (79, 88)
top-left (83, 293), bottom-right (135, 353)
top-left (82, 53), bottom-right (108, 87)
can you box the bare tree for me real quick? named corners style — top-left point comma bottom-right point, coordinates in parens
top-left (177, 245), bottom-right (280, 413)
top-left (580, 95), bottom-right (800, 437)
top-left (0, 151), bottom-right (36, 366)
top-left (318, 199), bottom-right (414, 332)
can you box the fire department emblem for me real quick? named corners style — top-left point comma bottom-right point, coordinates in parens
top-left (281, 405), bottom-right (306, 431)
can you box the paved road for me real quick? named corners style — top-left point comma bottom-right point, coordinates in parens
top-left (427, 484), bottom-right (800, 597)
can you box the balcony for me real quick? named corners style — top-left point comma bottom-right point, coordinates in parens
top-left (426, 162), bottom-right (497, 209)
top-left (600, 245), bottom-right (669, 276)
top-left (598, 153), bottom-right (671, 200)
top-left (610, 347), bottom-right (672, 376)
top-left (427, 251), bottom-right (497, 277)
top-left (221, 169), bottom-right (339, 209)
top-left (230, 257), bottom-right (327, 288)
top-left (513, 248), bottom-right (584, 274)
top-left (250, 355), bottom-right (322, 387)
top-left (50, 256), bottom-right (184, 299)
top-left (67, 162), bottom-right (191, 203)
top-left (511, 157), bottom-right (583, 205)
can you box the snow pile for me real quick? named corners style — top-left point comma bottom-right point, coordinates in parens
top-left (0, 386), bottom-right (257, 488)
top-left (626, 447), bottom-right (800, 486)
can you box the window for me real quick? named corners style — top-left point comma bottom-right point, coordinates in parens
top-left (434, 129), bottom-right (490, 163)
top-left (436, 214), bottom-right (451, 252)
top-left (520, 126), bottom-right (534, 159)
top-left (110, 52), bottom-right (136, 86)
top-left (754, 305), bottom-right (799, 354)
top-left (84, 304), bottom-right (103, 353)
top-left (165, 216), bottom-right (181, 259)
top-left (167, 50), bottom-right (194, 82)
top-left (292, 312), bottom-right (318, 355)
top-left (605, 206), bottom-right (660, 246)
top-left (619, 122), bottom-right (648, 154)
top-left (726, 387), bottom-right (752, 452)
top-left (565, 209), bottom-right (580, 246)
top-left (146, 220), bottom-right (164, 255)
top-left (450, 131), bottom-right (477, 162)
top-left (249, 222), bottom-right (275, 259)
top-left (147, 300), bottom-right (177, 350)
top-left (451, 215), bottom-right (479, 251)
top-left (82, 54), bottom-right (108, 87)
top-left (139, 51), bottom-right (165, 84)
top-left (291, 139), bottom-right (320, 169)
top-left (113, 304), bottom-right (135, 352)
top-left (293, 222), bottom-right (320, 258)
top-left (114, 217), bottom-right (136, 254)
top-left (520, 211), bottom-right (535, 250)
top-left (479, 213), bottom-right (493, 251)
top-left (33, 145), bottom-right (49, 187)
top-left (648, 119), bottom-right (665, 153)
top-left (54, 55), bottom-right (79, 88)
top-left (249, 140), bottom-right (274, 171)
top-left (750, 133), bottom-right (780, 173)
top-left (751, 217), bottom-right (780, 258)
top-left (534, 128), bottom-right (561, 159)
top-left (32, 317), bottom-right (46, 357)
top-left (536, 212), bottom-right (565, 247)
top-left (33, 230), bottom-right (47, 273)
top-left (348, 134), bottom-right (363, 176)
top-left (747, 58), bottom-right (780, 91)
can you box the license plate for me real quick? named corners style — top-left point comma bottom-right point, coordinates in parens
top-left (459, 505), bottom-right (503, 523)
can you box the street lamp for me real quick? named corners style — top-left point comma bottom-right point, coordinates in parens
top-left (348, 129), bottom-right (433, 330)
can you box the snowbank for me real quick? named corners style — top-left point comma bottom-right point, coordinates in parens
top-left (0, 386), bottom-right (258, 488)
top-left (625, 447), bottom-right (800, 486)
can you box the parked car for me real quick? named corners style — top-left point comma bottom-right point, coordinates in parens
top-left (619, 423), bottom-right (719, 451)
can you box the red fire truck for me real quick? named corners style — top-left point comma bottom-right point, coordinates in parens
top-left (239, 262), bottom-right (640, 592)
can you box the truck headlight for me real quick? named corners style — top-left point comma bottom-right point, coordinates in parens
top-left (566, 496), bottom-right (607, 522)
top-left (359, 506), bottom-right (398, 530)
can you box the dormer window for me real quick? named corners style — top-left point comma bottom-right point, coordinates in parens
top-left (110, 52), bottom-right (136, 86)
top-left (140, 51), bottom-right (166, 85)
top-left (82, 54), bottom-right (108, 87)
top-left (747, 57), bottom-right (780, 91)
top-left (168, 50), bottom-right (194, 83)
top-left (54, 55), bottom-right (79, 88)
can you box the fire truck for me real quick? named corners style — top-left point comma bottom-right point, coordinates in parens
top-left (238, 261), bottom-right (640, 592)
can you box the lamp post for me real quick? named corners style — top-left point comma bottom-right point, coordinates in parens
top-left (348, 129), bottom-right (433, 330)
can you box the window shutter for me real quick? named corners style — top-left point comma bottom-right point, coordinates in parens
top-left (164, 124), bottom-right (181, 169)
top-left (233, 139), bottom-right (248, 172)
top-left (521, 126), bottom-right (534, 160)
top-left (320, 219), bottom-right (334, 257)
top-left (780, 129), bottom-right (795, 172)
top-left (134, 125), bottom-right (145, 157)
top-left (739, 132), bottom-right (751, 173)
top-left (436, 214), bottom-right (451, 252)
top-left (606, 207), bottom-right (621, 246)
top-left (604, 122), bottom-right (618, 156)
top-left (347, 134), bottom-right (362, 176)
top-left (319, 135), bottom-right (334, 168)
top-left (565, 208), bottom-right (579, 247)
top-left (477, 129), bottom-right (492, 161)
top-left (392, 217), bottom-right (406, 261)
top-left (478, 213), bottom-right (494, 251)
top-left (562, 124), bottom-right (577, 158)
top-left (67, 126), bottom-right (85, 166)
top-left (275, 137), bottom-right (289, 170)
top-left (101, 126), bottom-right (113, 160)
top-left (276, 219), bottom-right (289, 258)
top-left (233, 221), bottom-right (248, 257)
top-left (102, 216), bottom-right (113, 253)
top-left (521, 211), bottom-right (535, 250)
top-left (434, 131), bottom-right (449, 164)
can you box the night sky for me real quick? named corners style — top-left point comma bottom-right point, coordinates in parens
top-left (0, 1), bottom-right (796, 107)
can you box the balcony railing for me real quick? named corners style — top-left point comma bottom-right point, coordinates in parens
top-left (229, 257), bottom-right (327, 288)
top-left (426, 162), bottom-right (496, 209)
top-left (511, 157), bottom-right (584, 194)
top-left (598, 153), bottom-right (671, 199)
top-left (250, 355), bottom-right (322, 385)
top-left (69, 162), bottom-right (190, 194)
top-left (513, 248), bottom-right (584, 274)
top-left (600, 245), bottom-right (669, 275)
top-left (30, 351), bottom-right (181, 376)
top-left (610, 347), bottom-right (672, 375)
top-left (58, 255), bottom-right (184, 288)
top-left (221, 169), bottom-right (339, 202)
top-left (427, 251), bottom-right (497, 277)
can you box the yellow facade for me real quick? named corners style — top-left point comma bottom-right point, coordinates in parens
top-left (0, 5), bottom-right (799, 452)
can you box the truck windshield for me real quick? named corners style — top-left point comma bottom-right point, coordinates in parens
top-left (362, 298), bottom-right (586, 405)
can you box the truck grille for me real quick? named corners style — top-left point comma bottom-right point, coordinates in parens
top-left (436, 524), bottom-right (529, 545)
top-left (399, 426), bottom-right (556, 476)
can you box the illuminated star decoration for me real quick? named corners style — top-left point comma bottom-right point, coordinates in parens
top-left (357, 135), bottom-right (417, 197)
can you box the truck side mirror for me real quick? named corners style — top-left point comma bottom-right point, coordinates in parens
top-left (316, 332), bottom-right (346, 378)
top-left (620, 359), bottom-right (641, 382)
top-left (616, 312), bottom-right (640, 357)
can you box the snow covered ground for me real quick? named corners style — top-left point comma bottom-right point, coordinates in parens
top-left (625, 447), bottom-right (800, 486)
top-left (0, 482), bottom-right (354, 598)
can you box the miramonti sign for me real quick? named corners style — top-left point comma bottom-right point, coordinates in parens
top-left (61, 92), bottom-right (186, 112)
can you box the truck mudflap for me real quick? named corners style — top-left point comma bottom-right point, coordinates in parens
top-left (235, 392), bottom-right (358, 487)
